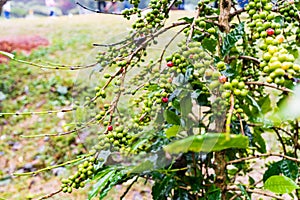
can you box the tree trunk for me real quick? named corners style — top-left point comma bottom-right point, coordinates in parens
top-left (0, 0), bottom-right (9, 16)
top-left (214, 0), bottom-right (232, 199)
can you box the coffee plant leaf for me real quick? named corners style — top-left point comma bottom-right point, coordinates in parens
top-left (88, 168), bottom-right (116, 200)
top-left (258, 95), bottom-right (272, 114)
top-left (263, 161), bottom-right (281, 183)
top-left (279, 160), bottom-right (299, 181)
top-left (173, 188), bottom-right (189, 200)
top-left (237, 184), bottom-right (251, 200)
top-left (163, 110), bottom-right (181, 125)
top-left (274, 16), bottom-right (284, 27)
top-left (166, 125), bottom-right (180, 138)
top-left (99, 170), bottom-right (128, 200)
top-left (152, 174), bottom-right (175, 200)
top-left (264, 175), bottom-right (299, 194)
top-left (221, 22), bottom-right (245, 56)
top-left (202, 37), bottom-right (217, 54)
top-left (252, 127), bottom-right (267, 153)
top-left (128, 160), bottom-right (154, 174)
top-left (164, 133), bottom-right (248, 154)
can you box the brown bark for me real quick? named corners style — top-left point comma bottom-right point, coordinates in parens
top-left (214, 0), bottom-right (232, 199)
top-left (218, 0), bottom-right (232, 33)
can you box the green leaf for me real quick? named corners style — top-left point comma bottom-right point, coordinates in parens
top-left (166, 125), bottom-right (180, 138)
top-left (179, 17), bottom-right (194, 23)
top-left (173, 188), bottom-right (189, 200)
top-left (128, 160), bottom-right (154, 174)
top-left (164, 110), bottom-right (180, 125)
top-left (180, 92), bottom-right (192, 118)
top-left (296, 1), bottom-right (300, 10)
top-left (274, 16), bottom-right (284, 27)
top-left (164, 133), bottom-right (248, 154)
top-left (245, 94), bottom-right (261, 115)
top-left (238, 184), bottom-right (251, 200)
top-left (263, 161), bottom-right (281, 182)
top-left (221, 22), bottom-right (245, 56)
top-left (172, 99), bottom-right (181, 113)
top-left (0, 50), bottom-right (15, 59)
top-left (131, 138), bottom-right (148, 151)
top-left (99, 170), bottom-right (127, 199)
top-left (258, 95), bottom-right (272, 114)
top-left (252, 127), bottom-right (266, 153)
top-left (279, 160), bottom-right (299, 181)
top-left (207, 188), bottom-right (221, 200)
top-left (152, 175), bottom-right (175, 200)
top-left (249, 176), bottom-right (255, 185)
top-left (88, 169), bottom-right (116, 200)
top-left (264, 175), bottom-right (299, 194)
top-left (202, 37), bottom-right (217, 53)
top-left (286, 46), bottom-right (299, 59)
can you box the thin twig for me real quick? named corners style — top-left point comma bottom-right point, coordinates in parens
top-left (37, 189), bottom-right (62, 200)
top-left (13, 153), bottom-right (93, 176)
top-left (237, 114), bottom-right (244, 136)
top-left (273, 127), bottom-right (287, 155)
top-left (158, 25), bottom-right (189, 69)
top-left (227, 153), bottom-right (300, 165)
top-left (13, 58), bottom-right (98, 70)
top-left (120, 176), bottom-right (139, 200)
top-left (245, 81), bottom-right (293, 93)
top-left (228, 186), bottom-right (285, 200)
top-left (295, 120), bottom-right (299, 158)
top-left (93, 39), bottom-right (129, 47)
top-left (76, 2), bottom-right (122, 15)
top-left (0, 108), bottom-right (73, 116)
top-left (229, 55), bottom-right (260, 64)
top-left (186, 7), bottom-right (201, 44)
top-left (21, 118), bottom-right (96, 138)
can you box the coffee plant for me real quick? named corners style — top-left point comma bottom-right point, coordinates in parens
top-left (2, 0), bottom-right (300, 199)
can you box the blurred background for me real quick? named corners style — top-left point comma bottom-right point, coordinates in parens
top-left (0, 0), bottom-right (201, 18)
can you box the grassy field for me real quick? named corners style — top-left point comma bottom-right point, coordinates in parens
top-left (0, 11), bottom-right (193, 200)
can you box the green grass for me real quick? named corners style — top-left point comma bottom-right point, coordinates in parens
top-left (0, 11), bottom-right (192, 199)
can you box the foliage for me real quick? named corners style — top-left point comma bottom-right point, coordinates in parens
top-left (2, 0), bottom-right (300, 199)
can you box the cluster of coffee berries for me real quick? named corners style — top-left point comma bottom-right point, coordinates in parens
top-left (130, 81), bottom-right (173, 125)
top-left (197, 0), bottom-right (217, 16)
top-left (95, 125), bottom-right (132, 152)
top-left (278, 1), bottom-right (299, 23)
top-left (96, 45), bottom-right (133, 69)
top-left (221, 78), bottom-right (248, 99)
top-left (261, 42), bottom-right (299, 85)
top-left (95, 103), bottom-right (111, 124)
top-left (166, 41), bottom-right (213, 78)
top-left (122, 7), bottom-right (141, 20)
top-left (166, 52), bottom-right (189, 74)
top-left (206, 70), bottom-right (223, 91)
top-left (132, 0), bottom-right (170, 32)
top-left (245, 1), bottom-right (281, 40)
top-left (61, 158), bottom-right (95, 193)
top-left (94, 87), bottom-right (106, 99)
